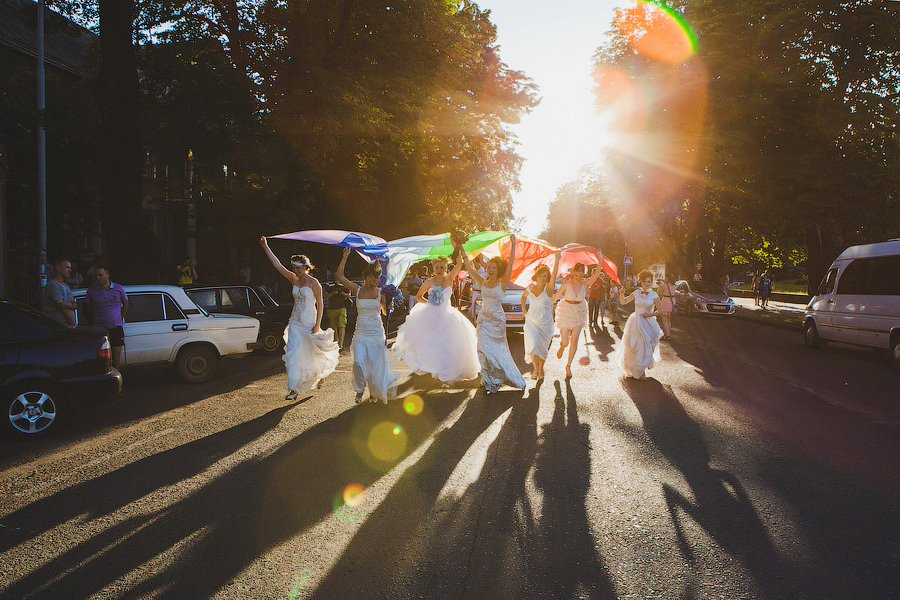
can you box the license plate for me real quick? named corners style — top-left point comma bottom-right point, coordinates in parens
top-left (710, 305), bottom-right (729, 312)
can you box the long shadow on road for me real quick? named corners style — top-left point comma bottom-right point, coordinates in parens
top-left (311, 378), bottom-right (616, 599)
top-left (0, 390), bottom-right (469, 599)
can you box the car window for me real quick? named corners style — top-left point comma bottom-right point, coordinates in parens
top-left (126, 294), bottom-right (166, 322)
top-left (837, 259), bottom-right (869, 295)
top-left (246, 288), bottom-right (264, 308)
top-left (189, 290), bottom-right (218, 312)
top-left (676, 282), bottom-right (687, 292)
top-left (817, 268), bottom-right (838, 295)
top-left (163, 294), bottom-right (186, 320)
top-left (222, 287), bottom-right (250, 309)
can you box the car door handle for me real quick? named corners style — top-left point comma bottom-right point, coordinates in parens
top-left (256, 311), bottom-right (265, 315)
top-left (172, 323), bottom-right (188, 331)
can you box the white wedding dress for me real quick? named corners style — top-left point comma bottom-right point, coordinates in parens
top-left (352, 291), bottom-right (400, 402)
top-left (476, 284), bottom-right (525, 392)
top-left (393, 285), bottom-right (479, 384)
top-left (617, 290), bottom-right (663, 378)
top-left (523, 286), bottom-right (554, 362)
top-left (283, 285), bottom-right (340, 393)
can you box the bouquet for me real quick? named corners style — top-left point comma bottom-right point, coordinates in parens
top-left (450, 229), bottom-right (469, 264)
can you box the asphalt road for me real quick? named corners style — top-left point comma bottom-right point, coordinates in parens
top-left (1, 312), bottom-right (899, 600)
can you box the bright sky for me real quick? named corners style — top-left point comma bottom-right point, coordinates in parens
top-left (478, 0), bottom-right (623, 237)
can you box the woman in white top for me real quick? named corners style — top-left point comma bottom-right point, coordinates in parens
top-left (617, 269), bottom-right (664, 379)
top-left (260, 237), bottom-right (339, 399)
top-left (521, 252), bottom-right (561, 380)
top-left (552, 262), bottom-right (602, 377)
top-left (335, 247), bottom-right (400, 403)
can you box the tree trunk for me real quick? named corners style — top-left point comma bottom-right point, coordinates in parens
top-left (94, 0), bottom-right (160, 283)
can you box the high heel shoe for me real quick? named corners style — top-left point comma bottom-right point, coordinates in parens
top-left (565, 365), bottom-right (572, 378)
top-left (557, 345), bottom-right (565, 359)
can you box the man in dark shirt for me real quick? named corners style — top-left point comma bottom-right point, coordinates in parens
top-left (324, 280), bottom-right (351, 349)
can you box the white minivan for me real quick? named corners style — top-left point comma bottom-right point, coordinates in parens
top-left (803, 240), bottom-right (900, 369)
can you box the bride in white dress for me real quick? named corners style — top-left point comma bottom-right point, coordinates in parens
top-left (335, 247), bottom-right (400, 403)
top-left (521, 252), bottom-right (561, 380)
top-left (393, 241), bottom-right (480, 385)
top-left (617, 269), bottom-right (664, 379)
top-left (461, 237), bottom-right (526, 393)
top-left (260, 237), bottom-right (339, 399)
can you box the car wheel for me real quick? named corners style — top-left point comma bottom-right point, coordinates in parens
top-left (259, 326), bottom-right (285, 354)
top-left (4, 383), bottom-right (65, 438)
top-left (891, 338), bottom-right (900, 371)
top-left (804, 320), bottom-right (824, 348)
top-left (176, 346), bottom-right (219, 383)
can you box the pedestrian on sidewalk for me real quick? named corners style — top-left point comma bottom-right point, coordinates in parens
top-left (85, 265), bottom-right (129, 369)
top-left (759, 271), bottom-right (774, 308)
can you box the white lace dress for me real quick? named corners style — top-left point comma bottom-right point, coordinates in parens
top-left (392, 285), bottom-right (479, 384)
top-left (352, 291), bottom-right (400, 402)
top-left (283, 285), bottom-right (340, 392)
top-left (476, 284), bottom-right (526, 392)
top-left (523, 286), bottom-right (554, 362)
top-left (616, 290), bottom-right (663, 378)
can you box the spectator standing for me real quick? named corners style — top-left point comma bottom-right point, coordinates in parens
top-left (759, 271), bottom-right (774, 309)
top-left (65, 262), bottom-right (85, 289)
top-left (177, 258), bottom-right (199, 285)
top-left (42, 258), bottom-right (77, 326)
top-left (588, 268), bottom-right (606, 327)
top-left (607, 280), bottom-right (620, 326)
top-left (85, 266), bottom-right (129, 369)
top-left (752, 271), bottom-right (762, 306)
top-left (324, 279), bottom-right (351, 349)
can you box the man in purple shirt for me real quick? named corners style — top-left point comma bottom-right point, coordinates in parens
top-left (85, 266), bottom-right (129, 369)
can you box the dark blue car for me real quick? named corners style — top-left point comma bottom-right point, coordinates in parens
top-left (1, 299), bottom-right (122, 438)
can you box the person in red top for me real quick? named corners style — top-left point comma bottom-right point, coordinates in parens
top-left (588, 268), bottom-right (606, 327)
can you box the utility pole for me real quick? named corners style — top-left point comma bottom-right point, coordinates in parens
top-left (37, 0), bottom-right (48, 288)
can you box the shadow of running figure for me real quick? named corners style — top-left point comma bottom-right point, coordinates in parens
top-left (621, 378), bottom-right (792, 599)
top-left (528, 379), bottom-right (617, 599)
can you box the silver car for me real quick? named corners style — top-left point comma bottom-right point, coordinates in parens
top-left (674, 280), bottom-right (735, 317)
top-left (470, 283), bottom-right (526, 329)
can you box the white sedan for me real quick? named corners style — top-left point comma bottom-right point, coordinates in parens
top-left (73, 285), bottom-right (260, 383)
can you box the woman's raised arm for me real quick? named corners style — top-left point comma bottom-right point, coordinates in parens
top-left (260, 236), bottom-right (295, 282)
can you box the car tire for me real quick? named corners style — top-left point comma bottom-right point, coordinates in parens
top-left (176, 346), bottom-right (219, 383)
top-left (259, 326), bottom-right (286, 354)
top-left (891, 337), bottom-right (900, 371)
top-left (804, 320), bottom-right (824, 348)
top-left (4, 383), bottom-right (65, 438)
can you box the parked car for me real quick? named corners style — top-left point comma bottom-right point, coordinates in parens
top-left (72, 285), bottom-right (260, 383)
top-left (804, 240), bottom-right (900, 369)
top-left (469, 283), bottom-right (527, 329)
top-left (1, 299), bottom-right (122, 438)
top-left (674, 280), bottom-right (735, 317)
top-left (184, 284), bottom-right (292, 354)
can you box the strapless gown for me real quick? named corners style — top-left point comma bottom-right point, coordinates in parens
top-left (616, 290), bottom-right (663, 378)
top-left (392, 285), bottom-right (479, 384)
top-left (523, 286), bottom-right (554, 362)
top-left (352, 292), bottom-right (400, 402)
top-left (283, 285), bottom-right (340, 392)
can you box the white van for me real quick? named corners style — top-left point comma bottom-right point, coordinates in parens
top-left (803, 240), bottom-right (900, 369)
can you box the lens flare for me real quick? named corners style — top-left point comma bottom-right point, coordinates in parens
top-left (368, 421), bottom-right (408, 461)
top-left (343, 483), bottom-right (366, 507)
top-left (615, 1), bottom-right (697, 64)
top-left (332, 489), bottom-right (365, 523)
top-left (403, 394), bottom-right (424, 415)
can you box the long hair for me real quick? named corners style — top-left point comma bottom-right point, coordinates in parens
top-left (489, 256), bottom-right (508, 277)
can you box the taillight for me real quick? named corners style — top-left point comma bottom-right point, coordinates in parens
top-left (98, 338), bottom-right (111, 359)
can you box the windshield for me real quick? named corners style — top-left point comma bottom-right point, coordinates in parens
top-left (689, 281), bottom-right (727, 295)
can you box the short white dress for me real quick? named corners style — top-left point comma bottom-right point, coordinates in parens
top-left (476, 284), bottom-right (526, 392)
top-left (617, 290), bottom-right (664, 378)
top-left (555, 282), bottom-right (588, 330)
top-left (283, 285), bottom-right (340, 393)
top-left (392, 285), bottom-right (480, 384)
top-left (352, 291), bottom-right (400, 402)
top-left (523, 286), bottom-right (554, 362)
